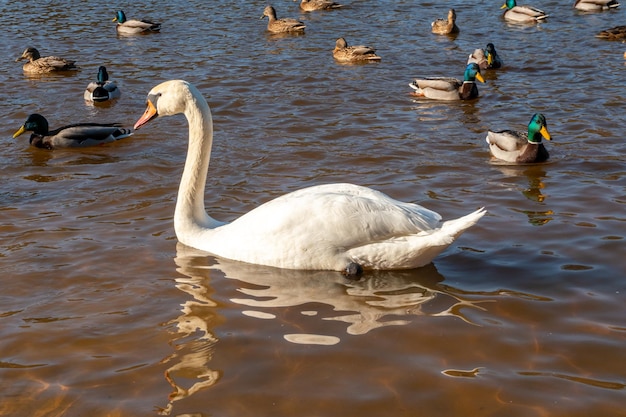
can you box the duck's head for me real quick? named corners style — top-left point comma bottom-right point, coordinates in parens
top-left (464, 63), bottom-right (485, 83)
top-left (335, 37), bottom-right (348, 49)
top-left (527, 113), bottom-right (551, 143)
top-left (15, 47), bottom-right (40, 62)
top-left (485, 43), bottom-right (497, 66)
top-left (113, 10), bottom-right (127, 23)
top-left (96, 66), bottom-right (109, 85)
top-left (501, 0), bottom-right (516, 10)
top-left (13, 114), bottom-right (49, 138)
top-left (448, 9), bottom-right (457, 22)
top-left (261, 5), bottom-right (276, 19)
top-left (134, 80), bottom-right (200, 129)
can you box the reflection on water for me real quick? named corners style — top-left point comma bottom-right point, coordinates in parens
top-left (161, 243), bottom-right (557, 415)
top-left (492, 163), bottom-right (554, 225)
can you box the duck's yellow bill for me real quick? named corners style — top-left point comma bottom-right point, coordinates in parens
top-left (540, 126), bottom-right (551, 140)
top-left (13, 125), bottom-right (26, 138)
top-left (475, 72), bottom-right (485, 83)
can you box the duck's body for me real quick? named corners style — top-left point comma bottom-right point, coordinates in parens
top-left (409, 63), bottom-right (485, 101)
top-left (486, 113), bottom-right (552, 163)
top-left (501, 0), bottom-right (548, 23)
top-left (15, 47), bottom-right (77, 74)
top-left (13, 114), bottom-right (132, 150)
top-left (261, 5), bottom-right (306, 33)
top-left (574, 0), bottom-right (619, 11)
top-left (467, 43), bottom-right (503, 70)
top-left (333, 37), bottom-right (381, 63)
top-left (297, 0), bottom-right (343, 11)
top-left (133, 80), bottom-right (485, 273)
top-left (596, 25), bottom-right (626, 40)
top-left (113, 10), bottom-right (161, 35)
top-left (431, 9), bottom-right (459, 34)
top-left (84, 66), bottom-right (121, 103)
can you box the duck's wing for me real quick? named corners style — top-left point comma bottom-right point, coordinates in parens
top-left (409, 77), bottom-right (461, 91)
top-left (31, 56), bottom-right (77, 72)
top-left (486, 129), bottom-right (527, 151)
top-left (467, 49), bottom-right (487, 69)
top-left (46, 124), bottom-right (132, 148)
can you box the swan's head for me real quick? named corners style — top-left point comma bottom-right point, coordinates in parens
top-left (134, 80), bottom-right (198, 130)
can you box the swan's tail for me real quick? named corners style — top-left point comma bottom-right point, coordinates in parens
top-left (441, 207), bottom-right (487, 240)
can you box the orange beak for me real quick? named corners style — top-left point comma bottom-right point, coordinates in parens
top-left (134, 100), bottom-right (158, 130)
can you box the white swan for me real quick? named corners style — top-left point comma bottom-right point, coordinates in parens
top-left (134, 80), bottom-right (486, 274)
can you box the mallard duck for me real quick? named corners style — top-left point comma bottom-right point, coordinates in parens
top-left (501, 0), bottom-right (548, 23)
top-left (133, 80), bottom-right (486, 273)
top-left (486, 113), bottom-right (552, 163)
top-left (409, 63), bottom-right (485, 101)
top-left (113, 10), bottom-right (161, 35)
top-left (596, 25), bottom-right (626, 40)
top-left (333, 37), bottom-right (381, 63)
top-left (15, 47), bottom-right (77, 74)
top-left (296, 0), bottom-right (343, 11)
top-left (574, 0), bottom-right (619, 11)
top-left (261, 5), bottom-right (306, 33)
top-left (84, 66), bottom-right (121, 103)
top-left (13, 114), bottom-right (132, 150)
top-left (467, 43), bottom-right (503, 70)
top-left (431, 9), bottom-right (459, 35)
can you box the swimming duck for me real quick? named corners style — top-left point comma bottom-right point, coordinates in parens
top-left (574, 0), bottom-right (620, 11)
top-left (595, 25), bottom-right (626, 40)
top-left (333, 37), bottom-right (381, 63)
top-left (431, 9), bottom-right (460, 35)
top-left (486, 113), bottom-right (552, 163)
top-left (409, 63), bottom-right (485, 101)
top-left (297, 0), bottom-right (343, 11)
top-left (133, 80), bottom-right (486, 274)
top-left (13, 114), bottom-right (132, 150)
top-left (113, 10), bottom-right (161, 35)
top-left (501, 0), bottom-right (548, 23)
top-left (467, 43), bottom-right (503, 70)
top-left (15, 47), bottom-right (77, 74)
top-left (261, 5), bottom-right (306, 33)
top-left (84, 66), bottom-right (121, 103)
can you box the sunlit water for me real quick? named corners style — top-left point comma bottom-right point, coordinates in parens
top-left (1, 0), bottom-right (625, 416)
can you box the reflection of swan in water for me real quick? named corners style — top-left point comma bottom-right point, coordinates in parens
top-left (158, 249), bottom-right (223, 415)
top-left (175, 244), bottom-right (494, 340)
top-left (491, 164), bottom-right (553, 225)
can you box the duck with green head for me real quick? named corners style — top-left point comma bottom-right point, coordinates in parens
top-left (486, 113), bottom-right (552, 163)
top-left (409, 63), bottom-right (485, 101)
top-left (574, 0), bottom-right (620, 12)
top-left (467, 43), bottom-right (503, 70)
top-left (501, 0), bottom-right (548, 23)
top-left (13, 114), bottom-right (132, 149)
top-left (84, 66), bottom-right (121, 103)
top-left (113, 10), bottom-right (161, 35)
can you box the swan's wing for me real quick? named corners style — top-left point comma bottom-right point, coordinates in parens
top-left (228, 183), bottom-right (442, 246)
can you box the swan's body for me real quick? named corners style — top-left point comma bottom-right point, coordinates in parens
top-left (486, 113), bottom-right (552, 163)
top-left (333, 37), bottom-right (381, 63)
top-left (297, 0), bottom-right (343, 11)
top-left (13, 114), bottom-right (132, 149)
top-left (15, 47), bottom-right (77, 74)
top-left (409, 63), bottom-right (485, 101)
top-left (113, 10), bottom-right (161, 35)
top-left (133, 80), bottom-right (486, 273)
top-left (596, 25), bottom-right (626, 40)
top-left (261, 5), bottom-right (306, 33)
top-left (501, 0), bottom-right (548, 23)
top-left (467, 43), bottom-right (503, 70)
top-left (432, 9), bottom-right (459, 35)
top-left (84, 66), bottom-right (121, 103)
top-left (574, 0), bottom-right (619, 11)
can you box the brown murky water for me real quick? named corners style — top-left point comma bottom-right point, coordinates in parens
top-left (1, 1), bottom-right (625, 416)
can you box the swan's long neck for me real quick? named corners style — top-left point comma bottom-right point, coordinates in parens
top-left (174, 90), bottom-right (223, 240)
